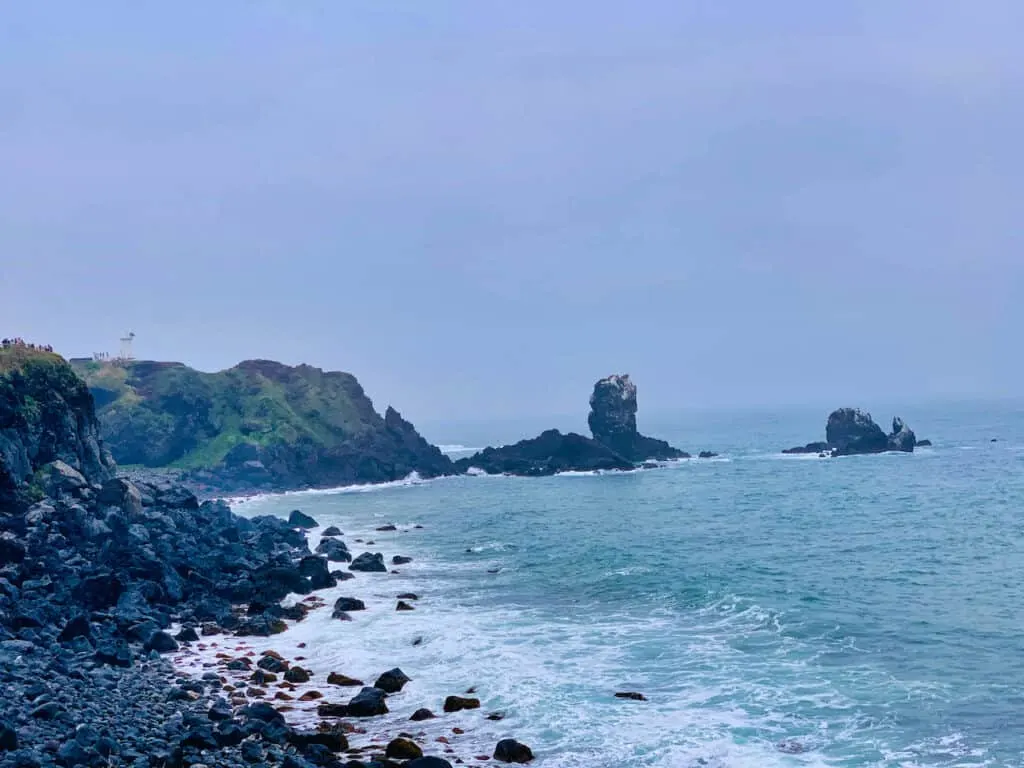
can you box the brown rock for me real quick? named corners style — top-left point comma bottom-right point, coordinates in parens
top-left (410, 708), bottom-right (436, 721)
top-left (299, 691), bottom-right (324, 701)
top-left (275, 692), bottom-right (294, 701)
top-left (385, 738), bottom-right (423, 760)
top-left (327, 673), bottom-right (364, 687)
top-left (318, 703), bottom-right (349, 717)
top-left (444, 696), bottom-right (481, 713)
top-left (251, 670), bottom-right (277, 684)
top-left (285, 666), bottom-right (311, 684)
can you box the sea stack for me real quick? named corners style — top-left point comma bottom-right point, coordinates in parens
top-left (588, 375), bottom-right (687, 461)
top-left (785, 408), bottom-right (919, 456)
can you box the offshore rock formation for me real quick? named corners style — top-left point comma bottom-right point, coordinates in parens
top-left (69, 358), bottom-right (452, 493)
top-left (452, 430), bottom-right (634, 476)
top-left (456, 374), bottom-right (687, 475)
top-left (588, 375), bottom-right (687, 461)
top-left (784, 408), bottom-right (919, 457)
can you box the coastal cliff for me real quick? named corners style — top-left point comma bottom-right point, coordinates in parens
top-left (70, 358), bottom-right (452, 493)
top-left (588, 375), bottom-right (687, 461)
top-left (0, 348), bottom-right (481, 766)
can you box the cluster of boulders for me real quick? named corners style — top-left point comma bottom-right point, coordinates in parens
top-left (784, 408), bottom-right (928, 457)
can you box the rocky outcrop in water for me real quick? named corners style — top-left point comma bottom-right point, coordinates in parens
top-left (453, 430), bottom-right (634, 476)
top-left (784, 408), bottom-right (920, 456)
top-left (456, 374), bottom-right (688, 476)
top-left (588, 375), bottom-right (687, 461)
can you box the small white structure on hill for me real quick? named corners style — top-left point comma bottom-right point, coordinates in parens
top-left (117, 332), bottom-right (136, 361)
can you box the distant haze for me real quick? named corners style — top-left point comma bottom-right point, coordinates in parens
top-left (2, 2), bottom-right (1022, 422)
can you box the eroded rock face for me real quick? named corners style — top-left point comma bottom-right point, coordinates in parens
top-left (785, 408), bottom-right (919, 456)
top-left (588, 375), bottom-right (686, 461)
top-left (887, 417), bottom-right (916, 453)
top-left (826, 408), bottom-right (888, 456)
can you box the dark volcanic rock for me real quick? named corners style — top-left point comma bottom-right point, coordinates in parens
top-left (349, 552), bottom-right (387, 572)
top-left (333, 597), bottom-right (366, 615)
top-left (392, 555), bottom-right (413, 565)
top-left (321, 526), bottom-right (342, 537)
top-left (494, 739), bottom-right (534, 763)
top-left (697, 451), bottom-right (718, 459)
top-left (315, 538), bottom-right (351, 563)
top-left (347, 687), bottom-right (388, 717)
top-left (917, 439), bottom-right (932, 447)
top-left (788, 409), bottom-right (920, 457)
top-left (453, 429), bottom-right (634, 476)
top-left (386, 737), bottom-right (424, 760)
top-left (374, 668), bottom-right (411, 693)
top-left (444, 695), bottom-right (481, 713)
top-left (410, 708), bottom-right (436, 721)
top-left (887, 417), bottom-right (917, 453)
top-left (288, 510), bottom-right (319, 529)
top-left (782, 441), bottom-right (830, 455)
top-left (827, 408), bottom-right (889, 455)
top-left (588, 374), bottom-right (687, 461)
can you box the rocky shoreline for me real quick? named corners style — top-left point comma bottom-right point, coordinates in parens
top-left (0, 349), bottom-right (533, 766)
top-left (169, 513), bottom-right (535, 767)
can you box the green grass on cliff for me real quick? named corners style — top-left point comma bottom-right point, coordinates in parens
top-left (0, 346), bottom-right (65, 375)
top-left (70, 358), bottom-right (386, 469)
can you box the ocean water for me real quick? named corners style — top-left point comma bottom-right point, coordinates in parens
top-left (223, 402), bottom-right (1024, 767)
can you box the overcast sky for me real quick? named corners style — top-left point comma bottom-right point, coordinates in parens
top-left (2, 2), bottom-right (1022, 423)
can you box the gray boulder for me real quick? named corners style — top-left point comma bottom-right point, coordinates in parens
top-left (887, 417), bottom-right (917, 453)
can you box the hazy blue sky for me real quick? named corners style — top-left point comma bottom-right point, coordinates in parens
top-left (2, 2), bottom-right (1022, 423)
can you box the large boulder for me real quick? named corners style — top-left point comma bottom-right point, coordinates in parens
top-left (588, 375), bottom-right (685, 461)
top-left (346, 687), bottom-right (388, 717)
top-left (374, 668), bottom-right (411, 694)
top-left (349, 552), bottom-right (387, 572)
top-left (315, 538), bottom-right (351, 563)
top-left (97, 478), bottom-right (143, 517)
top-left (494, 739), bottom-right (534, 763)
top-left (288, 510), bottom-right (318, 529)
top-left (38, 460), bottom-right (88, 497)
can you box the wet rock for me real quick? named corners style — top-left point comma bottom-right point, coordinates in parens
top-left (333, 611), bottom-right (353, 622)
top-left (0, 721), bottom-right (17, 751)
top-left (374, 668), bottom-right (411, 694)
top-left (392, 555), bottom-right (413, 565)
top-left (317, 703), bottom-right (349, 717)
top-left (443, 696), bottom-right (480, 713)
top-left (917, 439), bottom-right (933, 447)
top-left (288, 510), bottom-right (319, 529)
top-left (777, 739), bottom-right (807, 754)
top-left (410, 708), bottom-right (436, 721)
top-left (288, 727), bottom-right (349, 752)
top-left (697, 451), bottom-right (718, 459)
top-left (321, 526), bottom-right (342, 537)
top-left (396, 601), bottom-right (415, 611)
top-left (316, 538), bottom-right (352, 563)
top-left (386, 737), bottom-right (423, 760)
top-left (397, 592), bottom-right (419, 600)
top-left (285, 666), bottom-right (311, 684)
top-left (486, 711), bottom-right (506, 721)
top-left (175, 625), bottom-right (200, 642)
top-left (494, 739), bottom-right (534, 763)
top-left (615, 691), bottom-right (647, 701)
top-left (333, 596), bottom-right (367, 614)
top-left (144, 630), bottom-right (179, 653)
top-left (346, 687), bottom-right (389, 717)
top-left (299, 555), bottom-right (337, 589)
top-left (327, 673), bottom-right (364, 687)
top-left (405, 758), bottom-right (454, 768)
top-left (349, 552), bottom-right (387, 572)
top-left (375, 524), bottom-right (397, 532)
top-left (258, 654), bottom-right (289, 673)
top-left (207, 698), bottom-right (233, 721)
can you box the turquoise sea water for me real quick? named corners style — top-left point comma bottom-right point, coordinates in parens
top-left (230, 403), bottom-right (1024, 767)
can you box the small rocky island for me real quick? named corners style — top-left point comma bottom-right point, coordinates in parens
top-left (454, 374), bottom-right (690, 476)
top-left (784, 408), bottom-right (922, 457)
